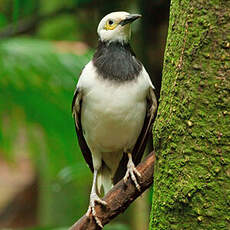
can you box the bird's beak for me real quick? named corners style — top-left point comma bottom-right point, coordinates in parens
top-left (119, 14), bottom-right (142, 26)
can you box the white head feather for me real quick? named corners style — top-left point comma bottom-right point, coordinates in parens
top-left (97, 11), bottom-right (141, 43)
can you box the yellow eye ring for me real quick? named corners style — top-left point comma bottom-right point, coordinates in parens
top-left (105, 19), bottom-right (117, 30)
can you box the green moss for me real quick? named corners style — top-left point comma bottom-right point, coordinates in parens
top-left (149, 0), bottom-right (230, 229)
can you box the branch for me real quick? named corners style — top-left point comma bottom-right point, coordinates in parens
top-left (69, 151), bottom-right (156, 230)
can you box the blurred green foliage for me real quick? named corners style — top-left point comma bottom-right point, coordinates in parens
top-left (0, 37), bottom-right (94, 225)
top-left (37, 14), bottom-right (81, 41)
top-left (0, 37), bottom-right (91, 168)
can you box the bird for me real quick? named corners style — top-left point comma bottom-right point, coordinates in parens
top-left (72, 11), bottom-right (157, 227)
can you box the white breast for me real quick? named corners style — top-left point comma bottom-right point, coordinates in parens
top-left (77, 61), bottom-right (152, 155)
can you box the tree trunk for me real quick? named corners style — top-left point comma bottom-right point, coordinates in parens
top-left (149, 0), bottom-right (230, 229)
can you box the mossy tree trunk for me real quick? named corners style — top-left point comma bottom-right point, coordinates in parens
top-left (149, 0), bottom-right (230, 229)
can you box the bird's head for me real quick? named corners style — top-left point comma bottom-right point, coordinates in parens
top-left (97, 11), bottom-right (141, 44)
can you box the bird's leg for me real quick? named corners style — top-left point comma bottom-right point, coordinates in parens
top-left (86, 169), bottom-right (107, 228)
top-left (124, 152), bottom-right (141, 191)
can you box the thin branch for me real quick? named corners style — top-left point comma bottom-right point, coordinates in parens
top-left (69, 151), bottom-right (156, 230)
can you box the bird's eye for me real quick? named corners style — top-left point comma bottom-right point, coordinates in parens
top-left (108, 20), bottom-right (114, 25)
top-left (105, 19), bottom-right (117, 30)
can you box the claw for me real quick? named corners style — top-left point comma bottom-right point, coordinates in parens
top-left (86, 193), bottom-right (107, 228)
top-left (124, 153), bottom-right (141, 191)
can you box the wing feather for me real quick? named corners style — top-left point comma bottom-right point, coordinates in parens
top-left (133, 87), bottom-right (157, 164)
top-left (72, 88), bottom-right (93, 172)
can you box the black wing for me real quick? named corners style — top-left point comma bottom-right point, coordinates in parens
top-left (113, 87), bottom-right (157, 184)
top-left (72, 88), bottom-right (93, 172)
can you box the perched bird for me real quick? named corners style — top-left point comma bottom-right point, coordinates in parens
top-left (72, 11), bottom-right (157, 227)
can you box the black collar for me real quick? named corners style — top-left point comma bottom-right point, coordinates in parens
top-left (93, 40), bottom-right (142, 82)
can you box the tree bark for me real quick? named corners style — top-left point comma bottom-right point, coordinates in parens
top-left (149, 0), bottom-right (230, 229)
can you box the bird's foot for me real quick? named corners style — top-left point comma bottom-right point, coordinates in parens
top-left (86, 193), bottom-right (107, 228)
top-left (124, 159), bottom-right (141, 191)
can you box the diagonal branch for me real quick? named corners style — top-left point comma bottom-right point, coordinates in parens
top-left (69, 151), bottom-right (156, 230)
